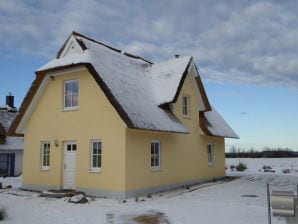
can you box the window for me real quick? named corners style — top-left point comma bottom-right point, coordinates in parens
top-left (67, 143), bottom-right (77, 151)
top-left (207, 143), bottom-right (214, 166)
top-left (64, 80), bottom-right (78, 109)
top-left (90, 140), bottom-right (102, 171)
top-left (151, 140), bottom-right (160, 170)
top-left (182, 95), bottom-right (190, 117)
top-left (41, 141), bottom-right (50, 170)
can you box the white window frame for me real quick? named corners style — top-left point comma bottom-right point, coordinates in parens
top-left (182, 95), bottom-right (190, 117)
top-left (41, 141), bottom-right (50, 170)
top-left (151, 140), bottom-right (161, 171)
top-left (90, 140), bottom-right (102, 172)
top-left (207, 143), bottom-right (214, 166)
top-left (63, 79), bottom-right (78, 110)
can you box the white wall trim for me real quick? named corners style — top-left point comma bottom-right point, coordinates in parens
top-left (59, 35), bottom-right (84, 58)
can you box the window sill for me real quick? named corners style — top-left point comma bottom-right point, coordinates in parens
top-left (40, 167), bottom-right (49, 171)
top-left (208, 163), bottom-right (214, 167)
top-left (62, 106), bottom-right (78, 112)
top-left (151, 167), bottom-right (162, 172)
top-left (88, 169), bottom-right (101, 173)
top-left (182, 115), bottom-right (191, 119)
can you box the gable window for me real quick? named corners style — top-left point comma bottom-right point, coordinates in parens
top-left (182, 95), bottom-right (190, 117)
top-left (41, 141), bottom-right (50, 170)
top-left (151, 140), bottom-right (161, 170)
top-left (207, 143), bottom-right (214, 166)
top-left (90, 140), bottom-right (102, 171)
top-left (64, 80), bottom-right (78, 110)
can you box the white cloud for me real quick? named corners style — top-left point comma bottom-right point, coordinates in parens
top-left (0, 0), bottom-right (297, 88)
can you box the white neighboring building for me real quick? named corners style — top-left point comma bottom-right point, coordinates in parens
top-left (0, 95), bottom-right (23, 177)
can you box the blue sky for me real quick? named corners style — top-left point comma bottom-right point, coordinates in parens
top-left (0, 0), bottom-right (298, 151)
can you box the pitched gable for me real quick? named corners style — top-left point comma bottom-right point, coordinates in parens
top-left (0, 110), bottom-right (16, 132)
top-left (58, 34), bottom-right (85, 58)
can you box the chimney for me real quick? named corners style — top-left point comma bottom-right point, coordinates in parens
top-left (6, 93), bottom-right (15, 108)
top-left (175, 54), bottom-right (180, 58)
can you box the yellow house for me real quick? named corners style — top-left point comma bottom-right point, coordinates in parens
top-left (9, 32), bottom-right (238, 198)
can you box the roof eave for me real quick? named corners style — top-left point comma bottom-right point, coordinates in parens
top-left (128, 126), bottom-right (189, 134)
top-left (193, 64), bottom-right (211, 112)
top-left (199, 111), bottom-right (239, 139)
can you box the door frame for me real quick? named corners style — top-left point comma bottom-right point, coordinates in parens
top-left (62, 141), bottom-right (77, 189)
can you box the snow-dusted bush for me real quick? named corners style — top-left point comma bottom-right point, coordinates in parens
top-left (0, 205), bottom-right (7, 221)
top-left (236, 162), bottom-right (247, 171)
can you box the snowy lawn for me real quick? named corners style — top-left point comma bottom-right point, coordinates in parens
top-left (1, 158), bottom-right (298, 224)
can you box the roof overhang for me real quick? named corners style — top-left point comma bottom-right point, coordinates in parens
top-left (199, 109), bottom-right (239, 139)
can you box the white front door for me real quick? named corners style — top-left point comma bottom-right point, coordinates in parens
top-left (63, 141), bottom-right (76, 189)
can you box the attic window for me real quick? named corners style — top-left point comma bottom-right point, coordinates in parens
top-left (182, 95), bottom-right (190, 117)
top-left (63, 80), bottom-right (78, 110)
top-left (207, 143), bottom-right (214, 166)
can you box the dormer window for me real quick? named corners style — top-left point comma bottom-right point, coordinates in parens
top-left (182, 95), bottom-right (190, 117)
top-left (63, 80), bottom-right (78, 110)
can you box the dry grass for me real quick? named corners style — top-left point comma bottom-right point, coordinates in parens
top-left (133, 211), bottom-right (170, 224)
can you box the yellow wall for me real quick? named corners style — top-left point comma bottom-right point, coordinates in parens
top-left (125, 74), bottom-right (225, 191)
top-left (23, 68), bottom-right (126, 191)
top-left (23, 67), bottom-right (225, 195)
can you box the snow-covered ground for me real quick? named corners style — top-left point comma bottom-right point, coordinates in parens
top-left (1, 158), bottom-right (298, 224)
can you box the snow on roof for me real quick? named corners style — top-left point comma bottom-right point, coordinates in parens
top-left (203, 106), bottom-right (239, 139)
top-left (33, 32), bottom-right (238, 137)
top-left (37, 34), bottom-right (190, 133)
top-left (148, 57), bottom-right (191, 105)
top-left (0, 109), bottom-right (17, 131)
top-left (0, 137), bottom-right (23, 150)
top-left (37, 52), bottom-right (91, 72)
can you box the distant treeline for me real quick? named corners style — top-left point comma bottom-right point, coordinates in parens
top-left (226, 147), bottom-right (298, 158)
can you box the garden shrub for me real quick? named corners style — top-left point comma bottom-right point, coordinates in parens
top-left (236, 162), bottom-right (247, 171)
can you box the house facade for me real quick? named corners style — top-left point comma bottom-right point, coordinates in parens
top-left (0, 95), bottom-right (23, 177)
top-left (9, 32), bottom-right (238, 198)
